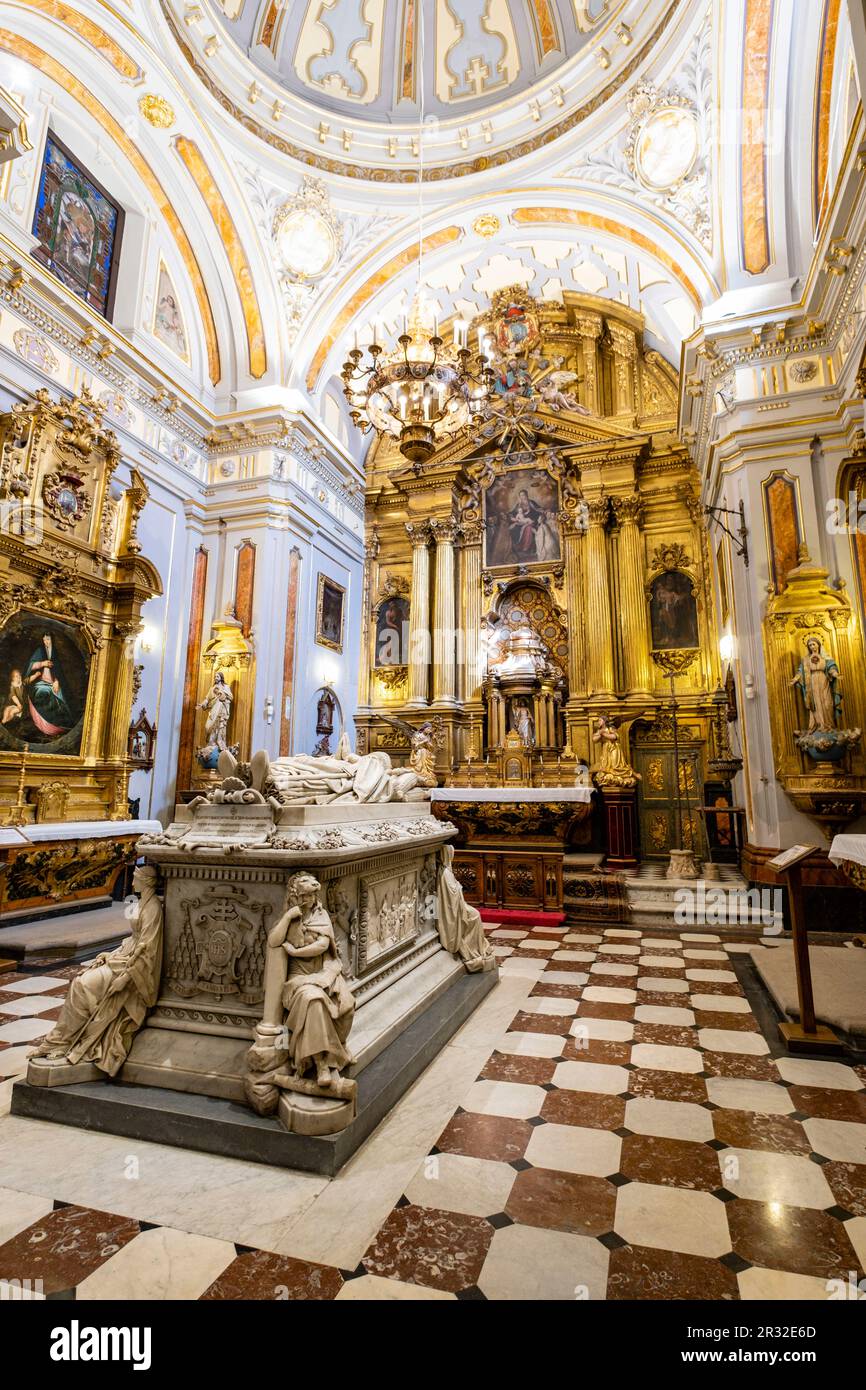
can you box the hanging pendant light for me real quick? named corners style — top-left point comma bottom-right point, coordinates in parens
top-left (341, 15), bottom-right (494, 464)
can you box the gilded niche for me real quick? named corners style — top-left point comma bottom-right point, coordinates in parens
top-left (0, 388), bottom-right (161, 826)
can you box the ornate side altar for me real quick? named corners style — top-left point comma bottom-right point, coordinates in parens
top-left (0, 389), bottom-right (162, 920)
top-left (356, 288), bottom-right (723, 873)
top-left (15, 748), bottom-right (497, 1173)
top-left (431, 785), bottom-right (593, 915)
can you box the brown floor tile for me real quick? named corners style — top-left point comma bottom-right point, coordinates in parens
top-left (685, 980), bottom-right (745, 997)
top-left (540, 1088), bottom-right (626, 1129)
top-left (480, 1052), bottom-right (557, 1085)
top-left (576, 1001), bottom-right (635, 1022)
top-left (632, 1023), bottom-right (701, 1048)
top-left (561, 1037), bottom-right (632, 1065)
top-left (505, 1167), bottom-right (617, 1236)
top-left (693, 1011), bottom-right (760, 1033)
top-left (787, 1086), bottom-right (866, 1123)
top-left (530, 980), bottom-right (584, 999)
top-left (362, 1205), bottom-right (493, 1293)
top-left (619, 1134), bottom-right (722, 1191)
top-left (508, 1010), bottom-right (571, 1037)
top-left (0, 1205), bottom-right (139, 1294)
top-left (712, 1109), bottom-right (810, 1156)
top-left (727, 1199), bottom-right (862, 1279)
top-left (201, 1250), bottom-right (342, 1300)
top-left (702, 1052), bottom-right (779, 1081)
top-left (637, 991), bottom-right (694, 1008)
top-left (436, 1112), bottom-right (531, 1164)
top-left (823, 1161), bottom-right (866, 1217)
top-left (628, 1069), bottom-right (709, 1104)
top-left (607, 1244), bottom-right (738, 1300)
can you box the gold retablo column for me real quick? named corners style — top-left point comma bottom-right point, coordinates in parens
top-left (431, 518), bottom-right (458, 706)
top-left (575, 312), bottom-right (603, 416)
top-left (584, 497), bottom-right (615, 695)
top-left (405, 521), bottom-right (431, 707)
top-left (459, 519), bottom-right (483, 701)
top-left (563, 510), bottom-right (587, 697)
top-left (612, 494), bottom-right (652, 694)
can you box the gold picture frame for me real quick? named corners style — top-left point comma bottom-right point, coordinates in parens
top-left (315, 574), bottom-right (345, 652)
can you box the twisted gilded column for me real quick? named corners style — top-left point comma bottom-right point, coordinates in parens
top-left (575, 312), bottom-right (603, 416)
top-left (584, 497), bottom-right (615, 695)
top-left (459, 519), bottom-right (483, 701)
top-left (431, 518), bottom-right (458, 706)
top-left (405, 521), bottom-right (431, 707)
top-left (611, 494), bottom-right (652, 694)
top-left (358, 526), bottom-right (379, 707)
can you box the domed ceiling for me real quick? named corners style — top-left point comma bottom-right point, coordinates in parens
top-left (213, 0), bottom-right (618, 122)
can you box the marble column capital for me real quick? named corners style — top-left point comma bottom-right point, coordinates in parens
top-left (405, 520), bottom-right (432, 547)
top-left (611, 493), bottom-right (643, 527)
top-left (429, 517), bottom-right (458, 545)
top-left (585, 496), bottom-right (611, 528)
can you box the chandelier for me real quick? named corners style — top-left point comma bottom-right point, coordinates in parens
top-left (341, 301), bottom-right (495, 465)
top-left (340, 6), bottom-right (494, 466)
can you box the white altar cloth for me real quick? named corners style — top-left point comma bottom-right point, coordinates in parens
top-left (431, 787), bottom-right (593, 803)
top-left (18, 819), bottom-right (161, 843)
top-left (829, 833), bottom-right (866, 868)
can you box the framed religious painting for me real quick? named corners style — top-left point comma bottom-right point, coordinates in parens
top-left (315, 574), bottom-right (345, 652)
top-left (484, 467), bottom-right (561, 570)
top-left (0, 611), bottom-right (91, 756)
top-left (649, 570), bottom-right (700, 650)
top-left (31, 131), bottom-right (124, 320)
top-left (375, 596), bottom-right (410, 667)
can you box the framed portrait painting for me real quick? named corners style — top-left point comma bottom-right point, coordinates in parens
top-left (316, 575), bottom-right (345, 653)
top-left (31, 132), bottom-right (124, 320)
top-left (484, 468), bottom-right (561, 569)
top-left (0, 612), bottom-right (91, 756)
top-left (375, 597), bottom-right (410, 667)
top-left (649, 570), bottom-right (699, 651)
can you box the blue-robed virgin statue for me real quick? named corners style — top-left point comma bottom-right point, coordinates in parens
top-left (24, 632), bottom-right (74, 738)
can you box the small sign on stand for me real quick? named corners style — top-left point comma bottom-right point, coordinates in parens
top-left (766, 844), bottom-right (842, 1054)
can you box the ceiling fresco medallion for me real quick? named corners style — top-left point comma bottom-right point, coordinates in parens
top-left (272, 175), bottom-right (343, 282)
top-left (626, 84), bottom-right (699, 192)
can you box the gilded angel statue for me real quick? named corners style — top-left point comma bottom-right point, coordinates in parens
top-left (379, 714), bottom-right (443, 788)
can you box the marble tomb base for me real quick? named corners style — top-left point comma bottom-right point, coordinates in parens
top-left (13, 794), bottom-right (497, 1175)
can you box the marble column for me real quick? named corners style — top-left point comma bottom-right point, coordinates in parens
top-left (405, 521), bottom-right (431, 707)
top-left (584, 497), bottom-right (615, 695)
top-left (431, 518), bottom-right (458, 706)
top-left (612, 494), bottom-right (652, 694)
top-left (575, 311), bottom-right (603, 416)
top-left (459, 519), bottom-right (484, 702)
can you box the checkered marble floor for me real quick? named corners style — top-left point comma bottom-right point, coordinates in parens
top-left (0, 926), bottom-right (865, 1300)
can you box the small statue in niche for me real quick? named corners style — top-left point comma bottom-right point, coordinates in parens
top-left (245, 873), bottom-right (357, 1119)
top-left (28, 865), bottom-right (163, 1078)
top-left (197, 670), bottom-right (233, 760)
top-left (510, 698), bottom-right (535, 747)
top-left (574, 760), bottom-right (592, 787)
top-left (790, 636), bottom-right (862, 763)
top-left (313, 686), bottom-right (337, 756)
top-left (591, 715), bottom-right (640, 789)
top-left (790, 636), bottom-right (842, 731)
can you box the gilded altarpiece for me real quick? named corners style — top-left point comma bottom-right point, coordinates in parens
top-left (0, 389), bottom-right (161, 916)
top-left (357, 290), bottom-right (721, 863)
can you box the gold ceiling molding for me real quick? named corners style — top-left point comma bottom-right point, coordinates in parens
top-left (11, 0), bottom-right (141, 80)
top-left (0, 30), bottom-right (221, 386)
top-left (160, 0), bottom-right (681, 182)
top-left (814, 0), bottom-right (843, 227)
top-left (740, 0), bottom-right (773, 275)
top-left (172, 136), bottom-right (267, 380)
top-left (511, 207), bottom-right (703, 308)
top-left (305, 225), bottom-right (462, 389)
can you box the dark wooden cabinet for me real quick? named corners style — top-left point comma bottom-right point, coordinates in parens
top-left (453, 848), bottom-right (562, 913)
